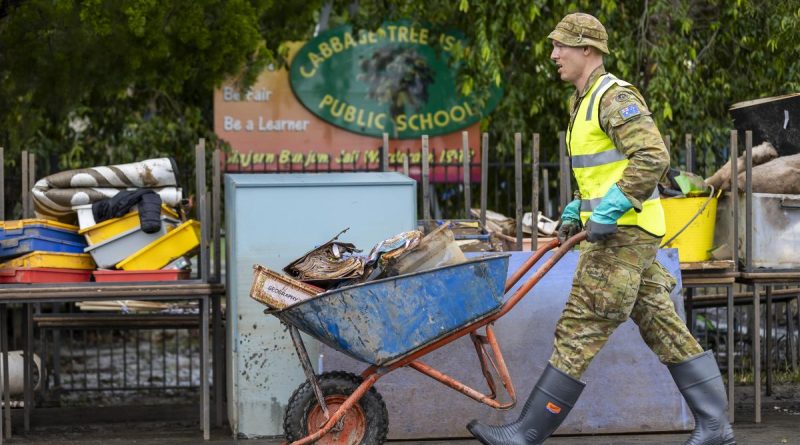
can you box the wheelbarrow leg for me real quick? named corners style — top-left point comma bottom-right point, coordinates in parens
top-left (470, 332), bottom-right (497, 399)
top-left (408, 325), bottom-right (517, 410)
top-left (284, 321), bottom-right (331, 420)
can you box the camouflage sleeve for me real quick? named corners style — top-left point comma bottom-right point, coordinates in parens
top-left (599, 85), bottom-right (669, 212)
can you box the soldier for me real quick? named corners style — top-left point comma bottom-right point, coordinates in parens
top-left (467, 13), bottom-right (736, 445)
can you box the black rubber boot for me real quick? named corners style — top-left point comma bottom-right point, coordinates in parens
top-left (467, 364), bottom-right (585, 445)
top-left (669, 351), bottom-right (737, 445)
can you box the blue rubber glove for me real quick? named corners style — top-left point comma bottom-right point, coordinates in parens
top-left (557, 199), bottom-right (582, 242)
top-left (585, 184), bottom-right (633, 243)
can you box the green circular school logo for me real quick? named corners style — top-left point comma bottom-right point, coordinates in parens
top-left (290, 20), bottom-right (502, 139)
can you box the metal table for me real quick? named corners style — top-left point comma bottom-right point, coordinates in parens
top-left (0, 281), bottom-right (224, 442)
top-left (736, 271), bottom-right (800, 423)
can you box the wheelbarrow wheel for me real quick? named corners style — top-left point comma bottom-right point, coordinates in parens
top-left (284, 371), bottom-right (388, 445)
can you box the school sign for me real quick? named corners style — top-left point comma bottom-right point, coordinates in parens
top-left (290, 21), bottom-right (502, 139)
top-left (214, 21), bottom-right (502, 179)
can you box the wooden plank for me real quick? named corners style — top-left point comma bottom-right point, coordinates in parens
top-left (382, 133), bottom-right (390, 172)
top-left (514, 133), bottom-right (523, 250)
top-left (480, 133), bottom-right (488, 227)
top-left (196, 139), bottom-right (209, 282)
top-left (739, 271), bottom-right (800, 281)
top-left (28, 152), bottom-right (35, 218)
top-left (682, 277), bottom-right (737, 285)
top-left (0, 146), bottom-right (4, 220)
top-left (745, 131), bottom-right (753, 272)
top-left (32, 314), bottom-right (200, 328)
top-left (422, 135), bottom-right (430, 220)
top-left (558, 131), bottom-right (569, 212)
top-left (21, 150), bottom-right (28, 219)
top-left (679, 260), bottom-right (735, 271)
top-left (212, 149), bottom-right (222, 283)
top-left (730, 130), bottom-right (739, 269)
top-left (531, 133), bottom-right (540, 251)
top-left (462, 131), bottom-right (471, 218)
top-left (0, 283), bottom-right (224, 300)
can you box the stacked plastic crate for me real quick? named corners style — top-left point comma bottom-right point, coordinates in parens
top-left (75, 205), bottom-right (201, 282)
top-left (0, 220), bottom-right (94, 283)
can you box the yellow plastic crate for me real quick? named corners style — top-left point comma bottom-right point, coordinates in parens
top-left (0, 219), bottom-right (79, 232)
top-left (116, 220), bottom-right (201, 271)
top-left (79, 205), bottom-right (180, 246)
top-left (0, 252), bottom-right (96, 270)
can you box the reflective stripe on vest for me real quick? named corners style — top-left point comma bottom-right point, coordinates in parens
top-left (566, 73), bottom-right (666, 237)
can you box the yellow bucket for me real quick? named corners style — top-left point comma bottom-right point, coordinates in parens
top-left (660, 196), bottom-right (717, 262)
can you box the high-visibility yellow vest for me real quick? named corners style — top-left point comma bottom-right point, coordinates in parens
top-left (566, 73), bottom-right (666, 237)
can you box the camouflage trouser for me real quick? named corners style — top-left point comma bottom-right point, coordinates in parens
top-left (549, 227), bottom-right (703, 379)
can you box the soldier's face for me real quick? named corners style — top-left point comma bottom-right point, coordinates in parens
top-left (550, 41), bottom-right (587, 84)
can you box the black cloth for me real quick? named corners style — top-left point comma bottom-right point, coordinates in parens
top-left (92, 189), bottom-right (163, 233)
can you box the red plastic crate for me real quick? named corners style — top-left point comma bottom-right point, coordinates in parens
top-left (92, 269), bottom-right (190, 282)
top-left (0, 267), bottom-right (92, 283)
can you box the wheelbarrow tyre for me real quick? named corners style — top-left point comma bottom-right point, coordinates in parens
top-left (284, 371), bottom-right (389, 445)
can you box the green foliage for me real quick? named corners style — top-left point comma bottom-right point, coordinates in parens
top-left (340, 0), bottom-right (800, 164)
top-left (0, 0), bottom-right (295, 168)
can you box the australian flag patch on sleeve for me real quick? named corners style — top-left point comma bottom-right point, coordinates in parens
top-left (620, 104), bottom-right (641, 120)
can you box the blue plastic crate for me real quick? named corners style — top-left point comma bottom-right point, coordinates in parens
top-left (0, 236), bottom-right (87, 259)
top-left (0, 220), bottom-right (83, 244)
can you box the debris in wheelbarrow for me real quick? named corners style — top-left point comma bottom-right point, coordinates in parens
top-left (380, 223), bottom-right (466, 277)
top-left (283, 228), bottom-right (366, 290)
top-left (250, 264), bottom-right (324, 309)
top-left (366, 230), bottom-right (423, 266)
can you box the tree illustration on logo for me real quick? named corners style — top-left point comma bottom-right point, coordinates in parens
top-left (358, 45), bottom-right (436, 120)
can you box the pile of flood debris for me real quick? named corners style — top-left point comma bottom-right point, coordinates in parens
top-left (250, 223), bottom-right (468, 310)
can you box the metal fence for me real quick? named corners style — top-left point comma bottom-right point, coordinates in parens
top-left (691, 286), bottom-right (800, 382)
top-left (33, 312), bottom-right (203, 407)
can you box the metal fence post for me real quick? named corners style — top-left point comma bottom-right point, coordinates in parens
top-left (421, 135), bottom-right (430, 221)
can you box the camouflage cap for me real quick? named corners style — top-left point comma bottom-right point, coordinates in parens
top-left (548, 13), bottom-right (609, 55)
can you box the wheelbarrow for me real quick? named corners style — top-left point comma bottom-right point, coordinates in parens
top-left (262, 233), bottom-right (586, 445)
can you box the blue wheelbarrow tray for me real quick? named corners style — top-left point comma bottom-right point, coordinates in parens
top-left (277, 254), bottom-right (510, 367)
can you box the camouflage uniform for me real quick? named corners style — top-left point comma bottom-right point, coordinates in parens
top-left (548, 28), bottom-right (702, 379)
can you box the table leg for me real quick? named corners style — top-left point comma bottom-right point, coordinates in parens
top-left (0, 305), bottom-right (5, 444)
top-left (212, 294), bottom-right (223, 427)
top-left (201, 296), bottom-right (210, 440)
top-left (765, 286), bottom-right (773, 396)
top-left (726, 284), bottom-right (734, 424)
top-left (24, 305), bottom-right (32, 432)
top-left (753, 284), bottom-right (761, 423)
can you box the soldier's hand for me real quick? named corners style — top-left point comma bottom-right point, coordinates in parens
top-left (585, 219), bottom-right (617, 242)
top-left (557, 219), bottom-right (582, 243)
